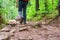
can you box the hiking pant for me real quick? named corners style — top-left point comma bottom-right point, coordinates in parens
top-left (18, 1), bottom-right (28, 24)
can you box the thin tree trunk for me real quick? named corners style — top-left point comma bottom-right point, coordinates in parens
top-left (52, 0), bottom-right (54, 10)
top-left (0, 14), bottom-right (3, 25)
top-left (44, 0), bottom-right (48, 11)
top-left (58, 0), bottom-right (60, 16)
top-left (36, 0), bottom-right (39, 11)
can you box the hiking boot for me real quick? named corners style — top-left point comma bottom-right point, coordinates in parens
top-left (20, 17), bottom-right (24, 24)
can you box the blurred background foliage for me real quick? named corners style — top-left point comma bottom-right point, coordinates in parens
top-left (0, 0), bottom-right (58, 23)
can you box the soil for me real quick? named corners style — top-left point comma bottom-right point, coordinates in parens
top-left (0, 16), bottom-right (60, 40)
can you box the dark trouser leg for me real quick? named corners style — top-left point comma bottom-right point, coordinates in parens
top-left (23, 2), bottom-right (28, 24)
top-left (18, 1), bottom-right (23, 18)
top-left (18, 1), bottom-right (24, 24)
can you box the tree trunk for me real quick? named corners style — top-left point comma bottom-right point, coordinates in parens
top-left (44, 0), bottom-right (48, 11)
top-left (58, 0), bottom-right (60, 16)
top-left (35, 0), bottom-right (39, 11)
top-left (0, 14), bottom-right (3, 25)
top-left (52, 0), bottom-right (54, 10)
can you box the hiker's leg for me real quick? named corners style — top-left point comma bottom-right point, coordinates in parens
top-left (18, 1), bottom-right (24, 24)
top-left (18, 1), bottom-right (23, 18)
top-left (23, 2), bottom-right (28, 24)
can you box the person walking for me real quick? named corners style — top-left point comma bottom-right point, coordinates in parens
top-left (16, 0), bottom-right (29, 24)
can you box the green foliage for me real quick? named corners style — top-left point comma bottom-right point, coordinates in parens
top-left (0, 0), bottom-right (18, 19)
top-left (0, 0), bottom-right (58, 22)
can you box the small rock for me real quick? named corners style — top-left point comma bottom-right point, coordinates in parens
top-left (42, 22), bottom-right (46, 24)
top-left (19, 38), bottom-right (33, 40)
top-left (19, 27), bottom-right (28, 31)
top-left (9, 33), bottom-right (14, 37)
top-left (0, 35), bottom-right (10, 40)
top-left (19, 35), bottom-right (33, 40)
top-left (10, 29), bottom-right (16, 33)
top-left (8, 20), bottom-right (17, 26)
top-left (1, 27), bottom-right (11, 32)
top-left (15, 16), bottom-right (20, 21)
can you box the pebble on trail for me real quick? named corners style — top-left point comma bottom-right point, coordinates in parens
top-left (15, 16), bottom-right (20, 21)
top-left (7, 20), bottom-right (17, 26)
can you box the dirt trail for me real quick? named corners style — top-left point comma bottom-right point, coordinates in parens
top-left (50, 16), bottom-right (60, 27)
top-left (0, 18), bottom-right (60, 40)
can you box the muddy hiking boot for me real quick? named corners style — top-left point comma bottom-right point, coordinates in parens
top-left (20, 17), bottom-right (24, 24)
